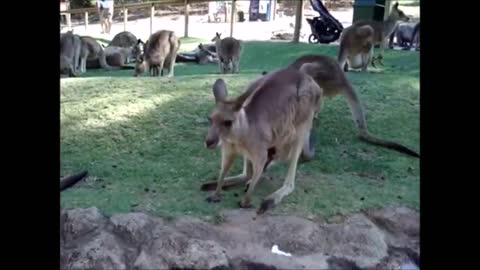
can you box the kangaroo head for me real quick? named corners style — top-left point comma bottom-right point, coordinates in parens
top-left (389, 2), bottom-right (410, 22)
top-left (211, 32), bottom-right (222, 42)
top-left (205, 79), bottom-right (249, 149)
top-left (134, 60), bottom-right (146, 77)
top-left (132, 40), bottom-right (145, 63)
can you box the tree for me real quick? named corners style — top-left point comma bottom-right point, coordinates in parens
top-left (292, 0), bottom-right (304, 43)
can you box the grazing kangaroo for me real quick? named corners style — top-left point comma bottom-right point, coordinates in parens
top-left (60, 31), bottom-right (82, 77)
top-left (408, 22), bottom-right (420, 50)
top-left (211, 33), bottom-right (242, 74)
top-left (388, 22), bottom-right (418, 49)
top-left (203, 67), bottom-right (322, 214)
top-left (338, 2), bottom-right (410, 71)
top-left (134, 30), bottom-right (180, 77)
top-left (131, 39), bottom-right (146, 63)
top-left (289, 54), bottom-right (420, 158)
top-left (79, 36), bottom-right (116, 71)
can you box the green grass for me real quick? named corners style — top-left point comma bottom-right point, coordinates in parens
top-left (61, 40), bottom-right (419, 220)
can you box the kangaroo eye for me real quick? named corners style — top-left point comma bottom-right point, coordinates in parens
top-left (223, 120), bottom-right (232, 128)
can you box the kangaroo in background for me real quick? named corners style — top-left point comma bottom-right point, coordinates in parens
top-left (408, 22), bottom-right (420, 50)
top-left (108, 31), bottom-right (138, 47)
top-left (175, 43), bottom-right (218, 65)
top-left (108, 31), bottom-right (144, 64)
top-left (289, 54), bottom-right (420, 158)
top-left (134, 30), bottom-right (180, 77)
top-left (338, 2), bottom-right (410, 72)
top-left (212, 33), bottom-right (242, 74)
top-left (388, 22), bottom-right (418, 49)
top-left (83, 46), bottom-right (137, 70)
top-left (203, 66), bottom-right (322, 214)
top-left (60, 31), bottom-right (82, 77)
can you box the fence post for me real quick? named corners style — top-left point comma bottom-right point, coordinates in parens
top-left (67, 13), bottom-right (72, 31)
top-left (150, 3), bottom-right (155, 35)
top-left (272, 0), bottom-right (277, 21)
top-left (123, 7), bottom-right (128, 31)
top-left (224, 2), bottom-right (228, 23)
top-left (84, 11), bottom-right (89, 31)
top-left (184, 0), bottom-right (190, 38)
top-left (230, 0), bottom-right (236, 37)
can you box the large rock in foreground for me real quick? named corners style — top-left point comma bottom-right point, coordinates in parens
top-left (61, 207), bottom-right (420, 270)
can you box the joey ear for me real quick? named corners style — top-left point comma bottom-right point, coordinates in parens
top-left (213, 79), bottom-right (228, 103)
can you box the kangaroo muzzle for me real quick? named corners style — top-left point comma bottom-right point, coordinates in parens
top-left (204, 130), bottom-right (221, 149)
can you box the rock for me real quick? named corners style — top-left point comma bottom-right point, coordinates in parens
top-left (133, 249), bottom-right (169, 269)
top-left (366, 206), bottom-right (419, 237)
top-left (325, 214), bottom-right (388, 268)
top-left (137, 233), bottom-right (230, 269)
top-left (258, 215), bottom-right (326, 255)
top-left (63, 207), bottom-right (106, 242)
top-left (62, 231), bottom-right (127, 270)
top-left (110, 212), bottom-right (158, 245)
top-left (60, 207), bottom-right (419, 270)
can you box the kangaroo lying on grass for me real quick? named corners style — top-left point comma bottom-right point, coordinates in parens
top-left (338, 2), bottom-right (410, 72)
top-left (176, 43), bottom-right (218, 65)
top-left (134, 30), bottom-right (180, 77)
top-left (212, 32), bottom-right (242, 74)
top-left (83, 46), bottom-right (138, 70)
top-left (202, 66), bottom-right (322, 214)
top-left (289, 54), bottom-right (419, 158)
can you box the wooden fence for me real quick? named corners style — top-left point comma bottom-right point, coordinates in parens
top-left (60, 0), bottom-right (268, 38)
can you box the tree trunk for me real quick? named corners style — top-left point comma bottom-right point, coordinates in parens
top-left (293, 0), bottom-right (304, 43)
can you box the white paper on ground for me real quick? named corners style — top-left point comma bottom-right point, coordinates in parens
top-left (271, 245), bottom-right (292, 257)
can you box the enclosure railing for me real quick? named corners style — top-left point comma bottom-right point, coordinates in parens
top-left (60, 0), bottom-right (256, 38)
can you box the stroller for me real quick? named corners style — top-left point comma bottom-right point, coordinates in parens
top-left (306, 0), bottom-right (344, 44)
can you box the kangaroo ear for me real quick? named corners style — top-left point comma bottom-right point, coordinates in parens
top-left (394, 2), bottom-right (399, 9)
top-left (213, 79), bottom-right (228, 103)
top-left (232, 89), bottom-right (251, 111)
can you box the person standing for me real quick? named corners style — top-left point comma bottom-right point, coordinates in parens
top-left (103, 0), bottom-right (115, 34)
top-left (97, 0), bottom-right (106, 34)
